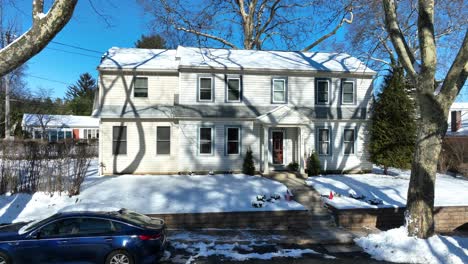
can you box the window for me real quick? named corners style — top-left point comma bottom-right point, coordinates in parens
top-left (342, 80), bottom-right (355, 104)
top-left (157, 126), bottom-right (171, 155)
top-left (199, 127), bottom-right (213, 154)
top-left (39, 218), bottom-right (80, 238)
top-left (318, 128), bottom-right (331, 155)
top-left (344, 129), bottom-right (355, 155)
top-left (134, 77), bottom-right (148, 97)
top-left (226, 77), bottom-right (241, 102)
top-left (316, 79), bottom-right (329, 104)
top-left (78, 218), bottom-right (113, 235)
top-left (272, 79), bottom-right (286, 103)
top-left (198, 77), bottom-right (213, 101)
top-left (113, 126), bottom-right (127, 155)
top-left (226, 127), bottom-right (240, 155)
top-left (87, 129), bottom-right (92, 139)
top-left (65, 131), bottom-right (72, 139)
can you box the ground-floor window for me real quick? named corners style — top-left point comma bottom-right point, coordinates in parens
top-left (84, 129), bottom-right (99, 139)
top-left (157, 126), bottom-right (171, 155)
top-left (199, 127), bottom-right (213, 155)
top-left (318, 128), bottom-right (331, 155)
top-left (225, 127), bottom-right (240, 155)
top-left (343, 128), bottom-right (355, 155)
top-left (113, 126), bottom-right (127, 155)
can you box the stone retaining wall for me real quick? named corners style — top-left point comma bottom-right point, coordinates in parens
top-left (328, 205), bottom-right (468, 232)
top-left (147, 210), bottom-right (310, 230)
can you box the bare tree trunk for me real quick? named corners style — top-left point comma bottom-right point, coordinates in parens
top-left (4, 75), bottom-right (10, 140)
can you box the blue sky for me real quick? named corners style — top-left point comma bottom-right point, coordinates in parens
top-left (6, 0), bottom-right (468, 101)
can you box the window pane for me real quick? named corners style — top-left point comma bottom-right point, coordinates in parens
top-left (200, 90), bottom-right (212, 100)
top-left (343, 93), bottom-right (353, 103)
top-left (344, 129), bottom-right (354, 142)
top-left (227, 142), bottom-right (239, 154)
top-left (227, 79), bottom-right (240, 101)
top-left (228, 79), bottom-right (240, 91)
top-left (113, 141), bottom-right (127, 155)
top-left (320, 129), bottom-right (329, 141)
top-left (157, 141), bottom-right (170, 155)
top-left (135, 77), bottom-right (148, 88)
top-left (227, 128), bottom-right (239, 141)
top-left (273, 80), bottom-right (284, 91)
top-left (200, 128), bottom-right (212, 141)
top-left (157, 127), bottom-right (170, 141)
top-left (41, 219), bottom-right (80, 237)
top-left (200, 78), bottom-right (212, 89)
top-left (113, 126), bottom-right (126, 140)
top-left (317, 81), bottom-right (329, 103)
top-left (343, 82), bottom-right (353, 94)
top-left (344, 142), bottom-right (354, 154)
top-left (78, 219), bottom-right (112, 235)
top-left (273, 91), bottom-right (285, 102)
top-left (320, 142), bottom-right (329, 155)
top-left (200, 142), bottom-right (212, 154)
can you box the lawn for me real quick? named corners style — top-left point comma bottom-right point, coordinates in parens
top-left (305, 167), bottom-right (468, 209)
top-left (0, 159), bottom-right (304, 224)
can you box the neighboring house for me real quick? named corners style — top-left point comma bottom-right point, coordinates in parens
top-left (446, 102), bottom-right (468, 138)
top-left (94, 46), bottom-right (375, 175)
top-left (22, 113), bottom-right (99, 142)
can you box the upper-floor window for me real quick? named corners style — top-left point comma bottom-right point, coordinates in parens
top-left (343, 128), bottom-right (355, 155)
top-left (225, 127), bottom-right (240, 155)
top-left (318, 128), bottom-right (331, 155)
top-left (198, 77), bottom-right (214, 102)
top-left (199, 127), bottom-right (213, 155)
top-left (272, 78), bottom-right (287, 103)
top-left (156, 126), bottom-right (171, 155)
top-left (341, 79), bottom-right (355, 104)
top-left (134, 77), bottom-right (148, 98)
top-left (316, 78), bottom-right (330, 104)
top-left (113, 126), bottom-right (127, 155)
top-left (226, 77), bottom-right (241, 102)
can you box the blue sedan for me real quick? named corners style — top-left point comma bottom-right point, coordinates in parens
top-left (0, 209), bottom-right (167, 264)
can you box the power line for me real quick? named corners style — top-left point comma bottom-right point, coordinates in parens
top-left (45, 47), bottom-right (101, 58)
top-left (50, 41), bottom-right (104, 54)
top-left (26, 74), bottom-right (72, 86)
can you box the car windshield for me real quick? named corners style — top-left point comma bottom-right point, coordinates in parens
top-left (116, 209), bottom-right (163, 228)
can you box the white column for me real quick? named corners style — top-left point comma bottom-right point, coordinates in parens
top-left (298, 127), bottom-right (305, 174)
top-left (263, 125), bottom-right (269, 174)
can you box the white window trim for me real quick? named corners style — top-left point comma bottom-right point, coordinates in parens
top-left (225, 127), bottom-right (241, 155)
top-left (343, 128), bottom-right (356, 155)
top-left (199, 127), bottom-right (214, 155)
top-left (156, 126), bottom-right (171, 155)
top-left (318, 128), bottom-right (331, 156)
top-left (341, 80), bottom-right (355, 105)
top-left (198, 77), bottom-right (214, 102)
top-left (226, 77), bottom-right (242, 103)
top-left (272, 78), bottom-right (287, 103)
top-left (316, 79), bottom-right (330, 104)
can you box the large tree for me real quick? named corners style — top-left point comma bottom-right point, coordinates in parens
top-left (382, 0), bottom-right (467, 238)
top-left (135, 34), bottom-right (167, 49)
top-left (0, 0), bottom-right (78, 77)
top-left (138, 0), bottom-right (354, 50)
top-left (65, 73), bottom-right (97, 116)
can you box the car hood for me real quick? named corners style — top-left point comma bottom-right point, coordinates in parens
top-left (0, 222), bottom-right (29, 241)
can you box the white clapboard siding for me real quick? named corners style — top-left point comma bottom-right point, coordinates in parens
top-left (99, 73), bottom-right (177, 106)
top-left (177, 120), bottom-right (260, 172)
top-left (100, 120), bottom-right (179, 174)
top-left (178, 72), bottom-right (373, 107)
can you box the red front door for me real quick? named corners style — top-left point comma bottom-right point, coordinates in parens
top-left (272, 131), bottom-right (283, 164)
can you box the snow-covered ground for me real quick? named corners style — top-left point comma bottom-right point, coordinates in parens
top-left (355, 227), bottom-right (468, 264)
top-left (306, 167), bottom-right (468, 209)
top-left (0, 159), bottom-right (304, 224)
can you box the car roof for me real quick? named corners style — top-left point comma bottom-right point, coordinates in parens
top-left (51, 210), bottom-right (127, 222)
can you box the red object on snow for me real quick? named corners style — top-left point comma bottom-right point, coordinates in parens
top-left (285, 189), bottom-right (293, 201)
top-left (329, 191), bottom-right (334, 200)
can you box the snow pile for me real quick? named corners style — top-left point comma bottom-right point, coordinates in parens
top-left (171, 241), bottom-right (332, 262)
top-left (306, 167), bottom-right (468, 209)
top-left (0, 161), bottom-right (304, 224)
top-left (355, 227), bottom-right (468, 264)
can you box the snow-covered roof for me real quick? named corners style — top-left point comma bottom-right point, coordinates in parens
top-left (450, 102), bottom-right (468, 111)
top-left (98, 45), bottom-right (375, 74)
top-left (22, 114), bottom-right (99, 128)
top-left (98, 48), bottom-right (179, 71)
top-left (446, 102), bottom-right (468, 137)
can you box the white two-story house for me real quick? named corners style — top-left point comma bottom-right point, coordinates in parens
top-left (94, 46), bottom-right (375, 175)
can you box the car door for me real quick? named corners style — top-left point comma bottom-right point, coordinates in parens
top-left (60, 217), bottom-right (115, 264)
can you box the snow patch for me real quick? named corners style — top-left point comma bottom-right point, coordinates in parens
top-left (355, 226), bottom-right (468, 264)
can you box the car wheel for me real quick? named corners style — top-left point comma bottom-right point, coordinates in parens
top-left (106, 250), bottom-right (134, 264)
top-left (0, 252), bottom-right (11, 264)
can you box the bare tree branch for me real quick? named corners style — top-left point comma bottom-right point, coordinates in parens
top-left (0, 0), bottom-right (78, 77)
top-left (32, 0), bottom-right (44, 24)
top-left (175, 26), bottom-right (239, 49)
top-left (302, 10), bottom-right (353, 52)
top-left (417, 0), bottom-right (436, 87)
